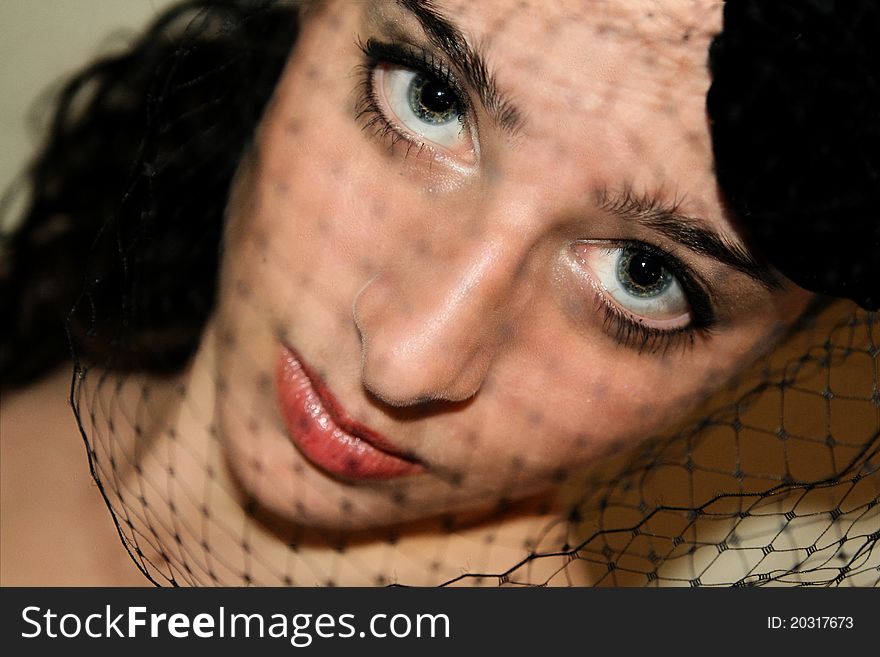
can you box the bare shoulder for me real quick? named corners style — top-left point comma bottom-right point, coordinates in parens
top-left (0, 369), bottom-right (147, 586)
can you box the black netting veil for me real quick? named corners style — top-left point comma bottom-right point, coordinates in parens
top-left (73, 298), bottom-right (878, 586)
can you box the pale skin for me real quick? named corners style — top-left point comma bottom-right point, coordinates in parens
top-left (212, 0), bottom-right (811, 529)
top-left (2, 0), bottom-right (814, 585)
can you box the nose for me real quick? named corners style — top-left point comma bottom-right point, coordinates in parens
top-left (353, 211), bottom-right (537, 406)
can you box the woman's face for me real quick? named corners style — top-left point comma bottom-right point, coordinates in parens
top-left (213, 0), bottom-right (811, 529)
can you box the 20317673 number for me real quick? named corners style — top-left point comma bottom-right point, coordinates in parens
top-left (767, 617), bottom-right (854, 629)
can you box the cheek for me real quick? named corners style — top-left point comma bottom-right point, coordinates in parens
top-left (482, 320), bottom-right (780, 478)
top-left (490, 353), bottom-right (685, 466)
top-left (223, 130), bottom-right (377, 325)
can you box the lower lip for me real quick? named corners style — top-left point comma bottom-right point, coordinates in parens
top-left (275, 346), bottom-right (423, 481)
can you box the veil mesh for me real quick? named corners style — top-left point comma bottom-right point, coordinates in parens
top-left (32, 0), bottom-right (878, 586)
top-left (73, 300), bottom-right (879, 586)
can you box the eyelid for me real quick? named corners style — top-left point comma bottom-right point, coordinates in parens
top-left (561, 243), bottom-right (702, 354)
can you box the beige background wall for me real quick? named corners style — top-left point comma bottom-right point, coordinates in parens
top-left (0, 0), bottom-right (175, 197)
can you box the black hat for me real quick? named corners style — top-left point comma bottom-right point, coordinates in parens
top-left (708, 0), bottom-right (879, 310)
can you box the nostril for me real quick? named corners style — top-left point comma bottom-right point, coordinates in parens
top-left (360, 339), bottom-right (489, 408)
top-left (352, 253), bottom-right (506, 408)
top-left (362, 383), bottom-right (477, 420)
top-left (352, 276), bottom-right (381, 342)
top-left (359, 347), bottom-right (433, 406)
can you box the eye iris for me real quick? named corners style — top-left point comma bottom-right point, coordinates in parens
top-left (408, 74), bottom-right (458, 125)
top-left (618, 248), bottom-right (672, 298)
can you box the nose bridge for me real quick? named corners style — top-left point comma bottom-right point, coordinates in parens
top-left (354, 191), bottom-right (541, 405)
top-left (396, 233), bottom-right (509, 356)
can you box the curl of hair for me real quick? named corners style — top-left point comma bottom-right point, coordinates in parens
top-left (0, 0), bottom-right (300, 388)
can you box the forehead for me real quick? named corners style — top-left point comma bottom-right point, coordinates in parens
top-left (376, 0), bottom-right (723, 104)
top-left (485, 0), bottom-right (720, 105)
top-left (361, 0), bottom-right (725, 208)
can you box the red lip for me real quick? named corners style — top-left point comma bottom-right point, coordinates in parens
top-left (275, 345), bottom-right (423, 480)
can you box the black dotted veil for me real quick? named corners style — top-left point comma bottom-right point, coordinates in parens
top-left (73, 296), bottom-right (878, 586)
top-left (11, 0), bottom-right (878, 586)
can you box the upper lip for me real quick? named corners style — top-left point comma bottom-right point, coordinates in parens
top-left (286, 345), bottom-right (421, 465)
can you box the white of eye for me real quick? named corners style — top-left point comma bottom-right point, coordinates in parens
top-left (579, 244), bottom-right (691, 326)
top-left (376, 65), bottom-right (465, 149)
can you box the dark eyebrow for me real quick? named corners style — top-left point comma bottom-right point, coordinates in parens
top-left (397, 0), bottom-right (523, 134)
top-left (596, 187), bottom-right (782, 290)
top-left (393, 4), bottom-right (777, 293)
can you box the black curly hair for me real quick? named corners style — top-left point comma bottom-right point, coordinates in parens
top-left (0, 0), bottom-right (299, 388)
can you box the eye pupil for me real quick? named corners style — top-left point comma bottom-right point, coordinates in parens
top-left (629, 252), bottom-right (662, 286)
top-left (421, 80), bottom-right (453, 113)
top-left (409, 75), bottom-right (458, 124)
top-left (618, 248), bottom-right (672, 297)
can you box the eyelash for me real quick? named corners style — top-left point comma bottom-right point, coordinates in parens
top-left (592, 241), bottom-right (715, 355)
top-left (353, 38), bottom-right (715, 356)
top-left (354, 37), bottom-right (470, 155)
